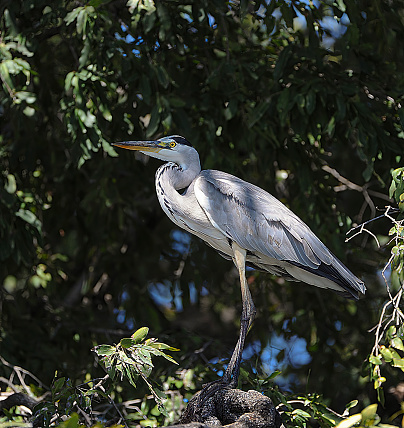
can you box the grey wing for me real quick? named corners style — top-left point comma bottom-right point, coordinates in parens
top-left (194, 170), bottom-right (365, 298)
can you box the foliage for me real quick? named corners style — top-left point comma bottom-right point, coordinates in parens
top-left (1, 328), bottom-right (181, 427)
top-left (389, 168), bottom-right (404, 213)
top-left (93, 327), bottom-right (178, 416)
top-left (33, 376), bottom-right (102, 428)
top-left (1, 0), bottom-right (404, 426)
top-left (365, 170), bottom-right (404, 415)
top-left (333, 403), bottom-right (397, 428)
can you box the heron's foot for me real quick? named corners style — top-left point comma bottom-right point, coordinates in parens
top-left (199, 376), bottom-right (233, 402)
top-left (180, 377), bottom-right (233, 424)
top-left (179, 387), bottom-right (283, 428)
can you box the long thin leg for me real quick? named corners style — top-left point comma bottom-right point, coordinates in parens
top-left (187, 243), bottom-right (256, 419)
top-left (222, 242), bottom-right (256, 387)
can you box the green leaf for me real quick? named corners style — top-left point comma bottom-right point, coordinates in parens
top-left (335, 414), bottom-right (362, 428)
top-left (137, 348), bottom-right (153, 366)
top-left (267, 370), bottom-right (282, 380)
top-left (0, 62), bottom-right (14, 91)
top-left (61, 412), bottom-right (80, 428)
top-left (168, 96), bottom-right (186, 108)
top-left (23, 105), bottom-right (36, 116)
top-left (156, 65), bottom-right (170, 88)
top-left (76, 8), bottom-right (88, 35)
top-left (336, 0), bottom-right (346, 12)
top-left (127, 0), bottom-right (156, 14)
top-left (379, 346), bottom-right (393, 362)
top-left (146, 346), bottom-right (178, 364)
top-left (248, 101), bottom-right (270, 128)
top-left (345, 400), bottom-right (358, 411)
top-left (362, 160), bottom-right (374, 181)
top-left (145, 105), bottom-right (160, 138)
top-left (280, 3), bottom-right (295, 29)
top-left (124, 365), bottom-right (139, 388)
top-left (64, 71), bottom-right (74, 91)
top-left (389, 347), bottom-right (401, 360)
top-left (102, 140), bottom-right (118, 157)
top-left (295, 93), bottom-right (305, 113)
top-left (15, 209), bottom-right (42, 231)
top-left (292, 409), bottom-right (311, 419)
top-left (143, 11), bottom-right (157, 33)
top-left (377, 387), bottom-right (385, 406)
top-left (397, 105), bottom-right (404, 125)
top-left (65, 7), bottom-right (83, 25)
top-left (392, 357), bottom-right (404, 369)
top-left (391, 337), bottom-right (404, 351)
top-left (273, 46), bottom-right (292, 81)
top-left (213, 48), bottom-right (227, 58)
top-left (224, 99), bottom-right (238, 121)
top-left (15, 91), bottom-right (36, 104)
top-left (52, 377), bottom-right (66, 394)
top-left (138, 361), bottom-right (153, 377)
top-left (120, 338), bottom-right (138, 348)
top-left (360, 404), bottom-right (378, 423)
top-left (325, 116), bottom-right (336, 137)
top-left (131, 327), bottom-right (149, 344)
top-left (387, 325), bottom-right (397, 340)
top-left (100, 105), bottom-right (112, 122)
top-left (79, 38), bottom-right (91, 68)
top-left (335, 94), bottom-right (347, 121)
top-left (4, 174), bottom-right (16, 194)
top-left (94, 344), bottom-right (116, 356)
top-left (147, 342), bottom-right (179, 351)
top-left (306, 91), bottom-right (316, 115)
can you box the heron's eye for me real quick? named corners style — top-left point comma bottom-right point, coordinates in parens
top-left (169, 141), bottom-right (176, 148)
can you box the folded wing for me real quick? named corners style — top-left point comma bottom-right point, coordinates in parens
top-left (194, 170), bottom-right (365, 299)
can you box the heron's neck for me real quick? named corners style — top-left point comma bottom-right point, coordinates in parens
top-left (156, 158), bottom-right (201, 192)
top-left (155, 159), bottom-right (201, 224)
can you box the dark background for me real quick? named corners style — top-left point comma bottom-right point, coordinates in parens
top-left (1, 0), bottom-right (403, 423)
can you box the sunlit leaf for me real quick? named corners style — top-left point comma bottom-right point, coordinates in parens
top-left (94, 345), bottom-right (116, 356)
top-left (360, 404), bottom-right (378, 423)
top-left (131, 327), bottom-right (149, 344)
top-left (391, 337), bottom-right (404, 351)
top-left (335, 413), bottom-right (362, 428)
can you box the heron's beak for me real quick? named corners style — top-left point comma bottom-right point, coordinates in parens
top-left (112, 140), bottom-right (162, 153)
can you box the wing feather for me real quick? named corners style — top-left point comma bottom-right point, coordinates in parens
top-left (195, 170), bottom-right (325, 266)
top-left (194, 170), bottom-right (365, 297)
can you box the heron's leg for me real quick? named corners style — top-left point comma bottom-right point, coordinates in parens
top-left (222, 242), bottom-right (256, 387)
top-left (192, 243), bottom-right (256, 412)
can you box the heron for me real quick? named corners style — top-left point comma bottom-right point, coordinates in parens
top-left (113, 135), bottom-right (365, 391)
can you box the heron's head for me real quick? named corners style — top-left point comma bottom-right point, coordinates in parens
top-left (113, 135), bottom-right (199, 170)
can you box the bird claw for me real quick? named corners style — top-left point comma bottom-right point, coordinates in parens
top-left (179, 378), bottom-right (234, 424)
top-left (196, 377), bottom-right (233, 407)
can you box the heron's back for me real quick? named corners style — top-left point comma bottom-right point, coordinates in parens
top-left (194, 170), bottom-right (365, 299)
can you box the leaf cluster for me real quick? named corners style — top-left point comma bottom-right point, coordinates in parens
top-left (390, 168), bottom-right (404, 213)
top-left (93, 327), bottom-right (178, 417)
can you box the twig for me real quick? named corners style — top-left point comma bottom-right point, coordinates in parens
top-left (322, 165), bottom-right (394, 229)
top-left (346, 207), bottom-right (400, 236)
top-left (345, 222), bottom-right (380, 247)
top-left (0, 377), bottom-right (20, 393)
top-left (0, 356), bottom-right (47, 391)
top-left (95, 377), bottom-right (130, 428)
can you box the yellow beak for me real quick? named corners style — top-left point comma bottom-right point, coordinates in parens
top-left (112, 141), bottom-right (162, 153)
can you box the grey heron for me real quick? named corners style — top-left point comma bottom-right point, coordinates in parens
top-left (113, 135), bottom-right (365, 389)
